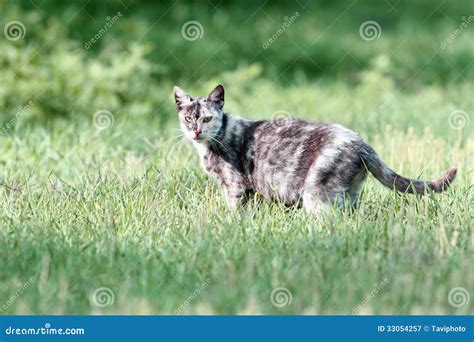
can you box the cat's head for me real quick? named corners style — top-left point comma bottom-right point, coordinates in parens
top-left (173, 85), bottom-right (225, 143)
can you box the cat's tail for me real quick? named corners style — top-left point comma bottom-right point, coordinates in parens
top-left (361, 144), bottom-right (457, 194)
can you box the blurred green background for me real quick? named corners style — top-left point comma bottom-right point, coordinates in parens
top-left (1, 0), bottom-right (473, 134)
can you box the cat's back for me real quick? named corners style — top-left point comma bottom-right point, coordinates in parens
top-left (251, 119), bottom-right (357, 203)
top-left (255, 118), bottom-right (362, 149)
top-left (254, 119), bottom-right (331, 147)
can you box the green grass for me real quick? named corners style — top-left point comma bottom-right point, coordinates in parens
top-left (0, 0), bottom-right (472, 315)
top-left (0, 82), bottom-right (472, 314)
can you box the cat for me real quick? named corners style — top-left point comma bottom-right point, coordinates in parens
top-left (173, 84), bottom-right (457, 213)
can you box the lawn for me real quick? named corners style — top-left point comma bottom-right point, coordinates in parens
top-left (0, 0), bottom-right (472, 314)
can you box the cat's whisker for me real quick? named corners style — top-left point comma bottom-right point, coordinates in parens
top-left (171, 133), bottom-right (186, 142)
top-left (208, 135), bottom-right (229, 153)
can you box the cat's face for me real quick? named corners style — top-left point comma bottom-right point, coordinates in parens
top-left (173, 85), bottom-right (225, 143)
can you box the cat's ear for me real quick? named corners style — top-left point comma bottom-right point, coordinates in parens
top-left (173, 86), bottom-right (192, 110)
top-left (207, 84), bottom-right (224, 110)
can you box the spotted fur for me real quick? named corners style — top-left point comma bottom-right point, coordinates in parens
top-left (174, 85), bottom-right (457, 212)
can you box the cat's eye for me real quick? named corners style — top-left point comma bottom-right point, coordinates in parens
top-left (203, 116), bottom-right (212, 123)
top-left (184, 116), bottom-right (192, 123)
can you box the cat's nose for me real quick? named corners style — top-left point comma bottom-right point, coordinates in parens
top-left (194, 129), bottom-right (201, 137)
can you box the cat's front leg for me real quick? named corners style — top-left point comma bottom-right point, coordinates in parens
top-left (222, 184), bottom-right (246, 210)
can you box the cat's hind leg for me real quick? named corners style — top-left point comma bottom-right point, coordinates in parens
top-left (301, 145), bottom-right (366, 214)
top-left (301, 186), bottom-right (346, 215)
top-left (345, 170), bottom-right (367, 209)
top-left (301, 191), bottom-right (330, 215)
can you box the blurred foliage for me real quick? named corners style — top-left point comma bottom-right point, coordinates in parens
top-left (0, 0), bottom-right (473, 129)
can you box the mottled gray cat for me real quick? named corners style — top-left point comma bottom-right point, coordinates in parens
top-left (174, 84), bottom-right (457, 213)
